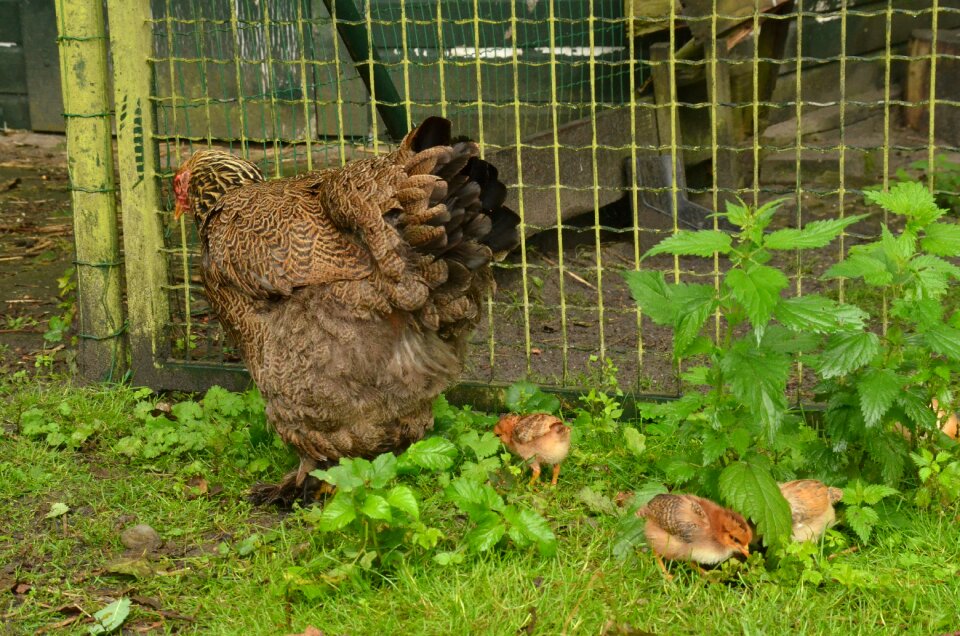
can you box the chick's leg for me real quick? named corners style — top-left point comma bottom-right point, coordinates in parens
top-left (528, 461), bottom-right (542, 487)
top-left (550, 463), bottom-right (561, 487)
top-left (654, 554), bottom-right (674, 581)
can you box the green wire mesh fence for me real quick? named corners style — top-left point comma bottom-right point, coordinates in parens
top-left (58, 0), bottom-right (960, 395)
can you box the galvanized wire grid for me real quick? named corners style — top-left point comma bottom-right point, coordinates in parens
top-left (144, 0), bottom-right (960, 395)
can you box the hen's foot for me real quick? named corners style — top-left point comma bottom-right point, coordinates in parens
top-left (248, 471), bottom-right (333, 508)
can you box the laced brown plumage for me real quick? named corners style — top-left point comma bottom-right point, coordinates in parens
top-left (174, 117), bottom-right (521, 505)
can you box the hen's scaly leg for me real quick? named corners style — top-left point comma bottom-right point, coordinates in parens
top-left (550, 463), bottom-right (562, 487)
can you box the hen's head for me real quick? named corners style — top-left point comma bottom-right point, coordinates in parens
top-left (493, 414), bottom-right (520, 444)
top-left (173, 149), bottom-right (264, 227)
top-left (713, 508), bottom-right (752, 558)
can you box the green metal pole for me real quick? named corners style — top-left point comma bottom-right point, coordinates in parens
top-left (106, 0), bottom-right (173, 388)
top-left (55, 0), bottom-right (127, 382)
top-left (321, 0), bottom-right (410, 140)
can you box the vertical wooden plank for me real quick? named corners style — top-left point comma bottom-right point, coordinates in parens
top-left (106, 0), bottom-right (172, 387)
top-left (55, 0), bottom-right (128, 382)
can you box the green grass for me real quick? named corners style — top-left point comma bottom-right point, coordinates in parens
top-left (1, 378), bottom-right (959, 635)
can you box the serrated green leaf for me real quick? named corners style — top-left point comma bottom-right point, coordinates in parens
top-left (386, 485), bottom-right (419, 520)
top-left (464, 514), bottom-right (506, 553)
top-left (673, 288), bottom-right (716, 359)
top-left (316, 492), bottom-right (357, 532)
top-left (171, 400), bottom-right (203, 424)
top-left (725, 264), bottom-right (789, 338)
top-left (310, 461), bottom-right (364, 491)
top-left (765, 215), bottom-right (868, 250)
top-left (88, 597), bottom-right (131, 635)
top-left (576, 486), bottom-right (617, 516)
top-left (824, 252), bottom-right (893, 285)
top-left (924, 324), bottom-right (960, 361)
top-left (612, 515), bottom-right (647, 561)
top-left (644, 230), bottom-right (733, 259)
top-left (720, 339), bottom-right (790, 437)
top-left (433, 551), bottom-right (465, 566)
top-left (369, 453), bottom-right (398, 489)
top-left (857, 368), bottom-right (901, 427)
top-left (622, 270), bottom-right (676, 325)
top-left (701, 430), bottom-right (729, 465)
top-left (659, 457), bottom-right (698, 485)
top-left (458, 430), bottom-right (502, 460)
top-left (774, 295), bottom-right (867, 333)
top-left (723, 200), bottom-right (751, 228)
top-left (399, 437), bottom-right (458, 471)
top-left (921, 221), bottom-right (960, 257)
top-left (844, 505), bottom-right (879, 544)
top-left (504, 381), bottom-right (561, 415)
top-left (359, 494), bottom-right (392, 521)
top-left (445, 477), bottom-right (504, 521)
top-left (623, 426), bottom-right (646, 457)
top-left (865, 181), bottom-right (944, 224)
top-left (818, 331), bottom-right (880, 378)
top-left (719, 461), bottom-right (792, 546)
top-left (861, 484), bottom-right (899, 505)
top-left (502, 505), bottom-right (558, 557)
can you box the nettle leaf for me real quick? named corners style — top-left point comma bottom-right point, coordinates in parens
top-left (865, 181), bottom-right (943, 225)
top-left (399, 437), bottom-right (458, 471)
top-left (818, 331), bottom-right (880, 378)
top-left (824, 252), bottom-right (892, 285)
top-left (764, 215), bottom-right (867, 250)
top-left (504, 381), bottom-right (561, 415)
top-left (672, 285), bottom-right (717, 359)
top-left (369, 453), bottom-right (398, 489)
top-left (924, 324), bottom-right (960, 361)
top-left (774, 295), bottom-right (866, 333)
top-left (316, 492), bottom-right (357, 532)
top-left (862, 484), bottom-right (899, 505)
top-left (659, 457), bottom-right (698, 485)
top-left (644, 230), bottom-right (733, 259)
top-left (921, 221), bottom-right (960, 257)
top-left (701, 430), bottom-right (729, 465)
top-left (857, 368), bottom-right (902, 428)
top-left (725, 264), bottom-right (789, 338)
top-left (720, 339), bottom-right (790, 437)
top-left (464, 513), bottom-right (506, 553)
top-left (723, 200), bottom-right (751, 228)
top-left (881, 224), bottom-right (916, 262)
top-left (360, 494), bottom-right (392, 521)
top-left (719, 460), bottom-right (791, 546)
top-left (844, 505), bottom-right (880, 544)
top-left (623, 426), bottom-right (646, 457)
top-left (622, 270), bottom-right (676, 325)
top-left (912, 255), bottom-right (960, 298)
top-left (502, 505), bottom-right (558, 557)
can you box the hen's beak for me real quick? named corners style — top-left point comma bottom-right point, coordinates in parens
top-left (174, 200), bottom-right (185, 221)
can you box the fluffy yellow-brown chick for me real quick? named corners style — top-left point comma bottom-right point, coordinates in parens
top-left (637, 494), bottom-right (752, 578)
top-left (493, 413), bottom-right (571, 486)
top-left (778, 479), bottom-right (843, 542)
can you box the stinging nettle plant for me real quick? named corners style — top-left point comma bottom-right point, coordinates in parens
top-left (624, 197), bottom-right (869, 545)
top-left (624, 181), bottom-right (960, 545)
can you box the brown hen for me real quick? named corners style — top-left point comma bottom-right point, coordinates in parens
top-left (173, 117), bottom-right (520, 505)
top-left (493, 413), bottom-right (571, 486)
top-left (637, 494), bottom-right (751, 579)
top-left (778, 480), bottom-right (843, 542)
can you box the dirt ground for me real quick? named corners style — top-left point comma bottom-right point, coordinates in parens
top-left (0, 115), bottom-right (946, 394)
top-left (0, 131), bottom-right (74, 374)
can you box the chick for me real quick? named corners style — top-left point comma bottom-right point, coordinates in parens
top-left (493, 413), bottom-right (571, 486)
top-left (778, 479), bottom-right (843, 542)
top-left (637, 493), bottom-right (752, 578)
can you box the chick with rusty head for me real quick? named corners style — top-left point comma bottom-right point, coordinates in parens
top-left (637, 493), bottom-right (752, 579)
top-left (779, 479), bottom-right (843, 543)
top-left (493, 413), bottom-right (571, 486)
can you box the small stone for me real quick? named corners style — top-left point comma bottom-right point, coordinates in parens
top-left (120, 524), bottom-right (161, 555)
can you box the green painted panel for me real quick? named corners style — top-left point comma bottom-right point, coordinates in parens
top-left (0, 94), bottom-right (29, 128)
top-left (0, 0), bottom-right (21, 44)
top-left (0, 48), bottom-right (26, 93)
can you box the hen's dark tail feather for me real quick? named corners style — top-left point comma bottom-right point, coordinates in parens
top-left (410, 116), bottom-right (521, 269)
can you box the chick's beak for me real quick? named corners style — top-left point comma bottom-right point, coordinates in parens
top-left (738, 545), bottom-right (750, 558)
